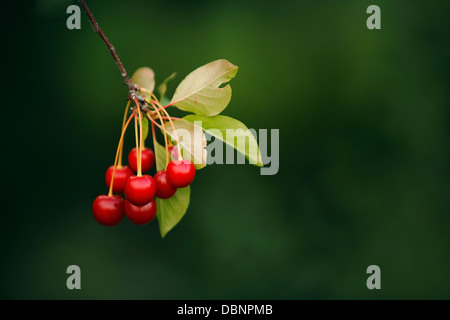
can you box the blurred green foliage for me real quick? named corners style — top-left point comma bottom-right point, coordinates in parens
top-left (1, 0), bottom-right (450, 299)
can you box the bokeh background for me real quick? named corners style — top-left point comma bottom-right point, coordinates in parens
top-left (1, 0), bottom-right (449, 299)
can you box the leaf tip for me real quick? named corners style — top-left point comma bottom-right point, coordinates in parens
top-left (160, 230), bottom-right (168, 238)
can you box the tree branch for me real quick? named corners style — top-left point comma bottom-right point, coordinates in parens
top-left (78, 0), bottom-right (136, 99)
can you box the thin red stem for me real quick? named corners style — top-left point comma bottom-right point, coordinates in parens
top-left (161, 116), bottom-right (181, 121)
top-left (134, 115), bottom-right (141, 176)
top-left (151, 96), bottom-right (182, 160)
top-left (149, 101), bottom-right (170, 168)
top-left (134, 98), bottom-right (144, 176)
top-left (146, 113), bottom-right (163, 131)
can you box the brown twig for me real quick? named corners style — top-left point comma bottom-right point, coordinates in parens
top-left (78, 0), bottom-right (137, 100)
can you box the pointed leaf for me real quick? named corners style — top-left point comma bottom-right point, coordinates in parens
top-left (156, 186), bottom-right (190, 238)
top-left (170, 59), bottom-right (238, 116)
top-left (157, 72), bottom-right (176, 102)
top-left (154, 141), bottom-right (191, 238)
top-left (184, 115), bottom-right (263, 167)
top-left (131, 67), bottom-right (155, 97)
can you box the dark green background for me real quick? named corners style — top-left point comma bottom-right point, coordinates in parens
top-left (1, 0), bottom-right (449, 299)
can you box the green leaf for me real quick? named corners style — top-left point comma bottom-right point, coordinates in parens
top-left (154, 139), bottom-right (167, 171)
top-left (157, 72), bottom-right (176, 102)
top-left (184, 115), bottom-right (263, 167)
top-left (156, 187), bottom-right (190, 238)
top-left (164, 119), bottom-right (207, 170)
top-left (170, 59), bottom-right (238, 116)
top-left (154, 141), bottom-right (191, 238)
top-left (141, 117), bottom-right (149, 141)
top-left (131, 67), bottom-right (155, 97)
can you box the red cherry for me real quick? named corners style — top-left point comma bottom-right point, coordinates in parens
top-left (92, 195), bottom-right (125, 226)
top-left (105, 165), bottom-right (133, 194)
top-left (124, 199), bottom-right (157, 225)
top-left (128, 147), bottom-right (155, 172)
top-left (124, 175), bottom-right (156, 206)
top-left (167, 160), bottom-right (195, 188)
top-left (154, 170), bottom-right (177, 199)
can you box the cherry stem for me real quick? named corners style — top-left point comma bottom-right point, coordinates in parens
top-left (108, 114), bottom-right (134, 197)
top-left (134, 98), bottom-right (144, 176)
top-left (118, 100), bottom-right (131, 167)
top-left (133, 114), bottom-right (142, 176)
top-left (151, 94), bottom-right (183, 161)
top-left (161, 116), bottom-right (181, 121)
top-left (149, 101), bottom-right (170, 168)
top-left (146, 112), bottom-right (163, 131)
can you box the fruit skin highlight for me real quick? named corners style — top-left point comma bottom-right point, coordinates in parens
top-left (128, 147), bottom-right (155, 173)
top-left (92, 195), bottom-right (125, 226)
top-left (124, 199), bottom-right (157, 225)
top-left (167, 160), bottom-right (196, 188)
top-left (154, 170), bottom-right (177, 199)
top-left (105, 165), bottom-right (134, 194)
top-left (124, 175), bottom-right (156, 206)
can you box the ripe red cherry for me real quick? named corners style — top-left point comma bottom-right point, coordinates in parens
top-left (124, 199), bottom-right (157, 225)
top-left (154, 170), bottom-right (177, 199)
top-left (128, 147), bottom-right (155, 172)
top-left (92, 195), bottom-right (125, 226)
top-left (167, 160), bottom-right (195, 188)
top-left (124, 175), bottom-right (156, 206)
top-left (105, 165), bottom-right (133, 194)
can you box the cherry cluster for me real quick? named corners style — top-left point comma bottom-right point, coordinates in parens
top-left (93, 147), bottom-right (195, 226)
top-left (92, 99), bottom-right (196, 227)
